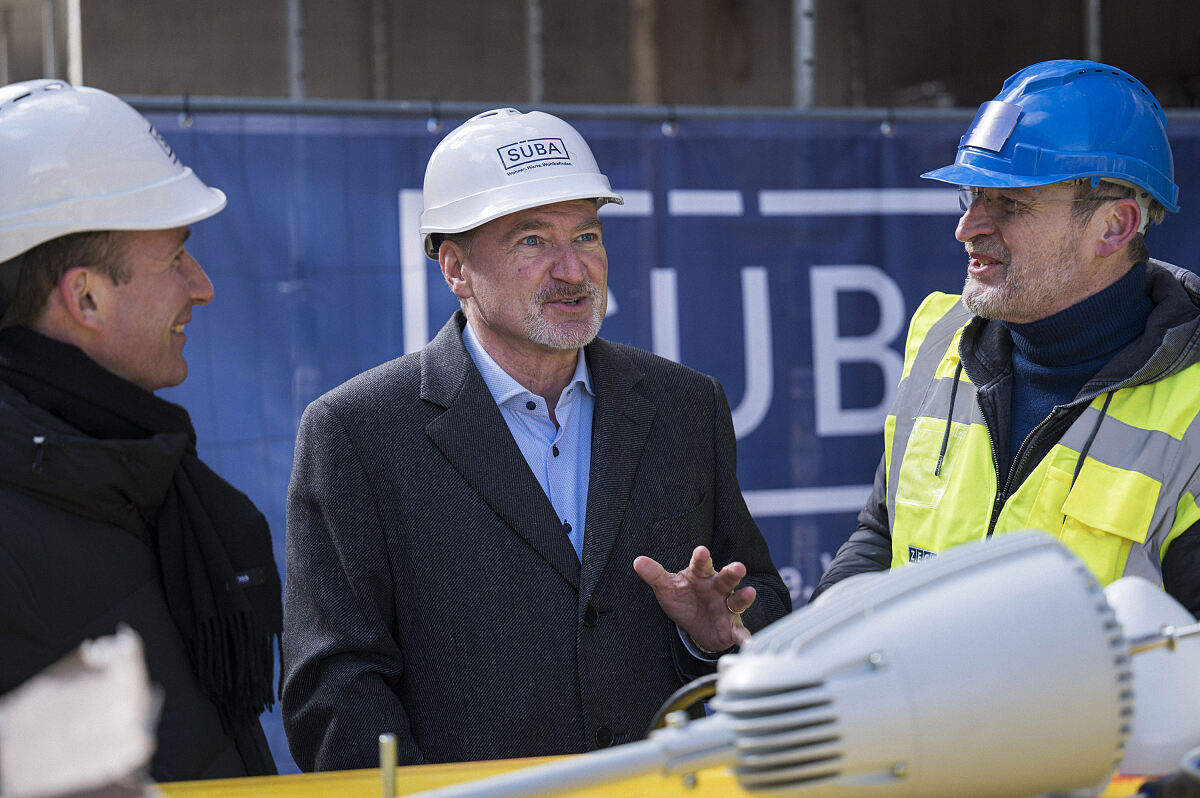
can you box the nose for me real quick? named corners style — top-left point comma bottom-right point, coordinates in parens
top-left (183, 251), bottom-right (215, 305)
top-left (955, 200), bottom-right (996, 243)
top-left (549, 240), bottom-right (589, 283)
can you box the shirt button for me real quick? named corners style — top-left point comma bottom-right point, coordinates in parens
top-left (563, 521), bottom-right (572, 533)
top-left (595, 726), bottom-right (613, 748)
top-left (583, 605), bottom-right (598, 627)
top-left (552, 445), bottom-right (559, 457)
top-left (526, 400), bottom-right (536, 410)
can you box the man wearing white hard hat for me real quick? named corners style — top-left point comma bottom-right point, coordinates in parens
top-left (282, 108), bottom-right (790, 769)
top-left (814, 60), bottom-right (1200, 617)
top-left (0, 81), bottom-right (282, 779)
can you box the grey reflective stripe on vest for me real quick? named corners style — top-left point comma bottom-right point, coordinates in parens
top-left (884, 301), bottom-right (973, 529)
top-left (917, 370), bottom-right (987, 427)
top-left (1053, 388), bottom-right (1200, 583)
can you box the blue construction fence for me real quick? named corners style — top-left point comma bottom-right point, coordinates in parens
top-left (149, 107), bottom-right (1200, 772)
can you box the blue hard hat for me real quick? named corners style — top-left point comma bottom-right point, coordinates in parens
top-left (922, 60), bottom-right (1179, 212)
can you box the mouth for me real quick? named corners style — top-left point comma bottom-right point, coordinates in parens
top-left (538, 281), bottom-right (602, 316)
top-left (967, 249), bottom-right (1005, 276)
top-left (543, 291), bottom-right (591, 310)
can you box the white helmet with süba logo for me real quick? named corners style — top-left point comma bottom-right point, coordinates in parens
top-left (419, 108), bottom-right (622, 259)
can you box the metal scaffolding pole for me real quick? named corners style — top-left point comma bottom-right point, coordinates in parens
top-left (526, 0), bottom-right (545, 104)
top-left (793, 0), bottom-right (815, 108)
top-left (1085, 0), bottom-right (1102, 62)
top-left (40, 0), bottom-right (56, 78)
top-left (285, 0), bottom-right (306, 99)
top-left (630, 0), bottom-right (660, 105)
top-left (0, 6), bottom-right (10, 86)
top-left (66, 0), bottom-right (80, 85)
top-left (370, 0), bottom-right (389, 100)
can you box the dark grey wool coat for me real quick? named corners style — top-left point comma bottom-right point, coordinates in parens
top-left (281, 311), bottom-right (790, 770)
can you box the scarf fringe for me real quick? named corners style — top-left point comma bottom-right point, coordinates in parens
top-left (193, 613), bottom-right (279, 731)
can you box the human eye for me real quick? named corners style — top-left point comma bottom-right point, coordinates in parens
top-left (518, 234), bottom-right (541, 247)
top-left (998, 193), bottom-right (1034, 215)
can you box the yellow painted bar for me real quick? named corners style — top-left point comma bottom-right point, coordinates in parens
top-left (158, 758), bottom-right (1147, 798)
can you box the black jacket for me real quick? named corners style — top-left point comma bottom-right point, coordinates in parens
top-left (0, 378), bottom-right (275, 781)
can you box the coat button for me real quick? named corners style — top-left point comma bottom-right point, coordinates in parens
top-left (595, 726), bottom-right (613, 748)
top-left (583, 605), bottom-right (598, 627)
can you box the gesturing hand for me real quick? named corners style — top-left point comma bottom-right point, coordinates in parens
top-left (633, 545), bottom-right (756, 654)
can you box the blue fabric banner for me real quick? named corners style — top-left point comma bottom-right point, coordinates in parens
top-left (150, 110), bottom-right (1200, 772)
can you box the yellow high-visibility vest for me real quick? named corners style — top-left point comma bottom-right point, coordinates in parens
top-left (885, 292), bottom-right (1200, 586)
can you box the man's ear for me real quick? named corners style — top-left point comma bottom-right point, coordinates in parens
top-left (1096, 198), bottom-right (1141, 259)
top-left (439, 240), bottom-right (472, 301)
top-left (55, 266), bottom-right (104, 331)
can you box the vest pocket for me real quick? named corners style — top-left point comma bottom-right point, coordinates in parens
top-left (1038, 459), bottom-right (1159, 585)
top-left (895, 416), bottom-right (966, 509)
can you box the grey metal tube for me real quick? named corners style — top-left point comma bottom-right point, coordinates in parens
top-left (41, 0), bottom-right (57, 79)
top-left (285, 0), bottom-right (306, 99)
top-left (526, 0), bottom-right (544, 104)
top-left (0, 6), bottom-right (11, 86)
top-left (66, 0), bottom-right (81, 86)
top-left (1085, 0), bottom-right (1102, 63)
top-left (793, 0), bottom-right (816, 108)
top-left (370, 0), bottom-right (389, 100)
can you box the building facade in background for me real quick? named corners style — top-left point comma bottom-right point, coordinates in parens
top-left (3, 0), bottom-right (1200, 109)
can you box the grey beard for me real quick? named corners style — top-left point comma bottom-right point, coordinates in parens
top-left (526, 285), bottom-right (604, 349)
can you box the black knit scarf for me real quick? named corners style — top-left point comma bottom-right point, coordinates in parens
top-left (0, 326), bottom-right (282, 732)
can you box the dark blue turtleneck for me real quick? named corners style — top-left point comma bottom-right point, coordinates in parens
top-left (1002, 262), bottom-right (1151, 468)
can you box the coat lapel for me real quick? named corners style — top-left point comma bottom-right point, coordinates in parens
top-left (580, 340), bottom-right (655, 602)
top-left (421, 314), bottom-right (581, 590)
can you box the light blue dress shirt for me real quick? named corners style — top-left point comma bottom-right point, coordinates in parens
top-left (462, 321), bottom-right (594, 561)
top-left (461, 321), bottom-right (717, 661)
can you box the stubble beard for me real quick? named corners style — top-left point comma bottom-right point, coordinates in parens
top-left (960, 238), bottom-right (1079, 323)
top-left (525, 282), bottom-right (605, 350)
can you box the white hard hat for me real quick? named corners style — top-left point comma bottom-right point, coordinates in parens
top-left (419, 108), bottom-right (622, 258)
top-left (0, 79), bottom-right (226, 264)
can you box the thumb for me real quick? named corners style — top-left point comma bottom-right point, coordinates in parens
top-left (633, 555), bottom-right (668, 588)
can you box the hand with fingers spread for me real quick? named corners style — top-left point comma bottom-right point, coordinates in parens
top-left (633, 544), bottom-right (758, 655)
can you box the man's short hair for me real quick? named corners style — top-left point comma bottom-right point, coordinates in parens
top-left (431, 229), bottom-right (475, 259)
top-left (1, 231), bottom-right (125, 328)
top-left (1071, 179), bottom-right (1164, 265)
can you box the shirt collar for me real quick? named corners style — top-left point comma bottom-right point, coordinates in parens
top-left (462, 319), bottom-right (594, 407)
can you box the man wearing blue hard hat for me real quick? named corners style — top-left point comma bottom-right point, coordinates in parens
top-left (814, 60), bottom-right (1200, 617)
